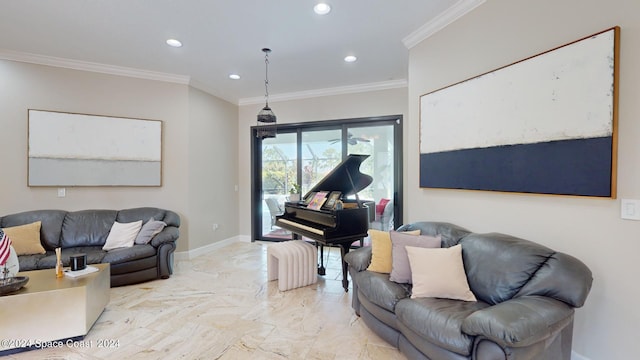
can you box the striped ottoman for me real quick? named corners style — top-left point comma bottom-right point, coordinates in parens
top-left (267, 240), bottom-right (317, 291)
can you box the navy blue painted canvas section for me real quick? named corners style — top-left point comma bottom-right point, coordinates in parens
top-left (420, 136), bottom-right (612, 197)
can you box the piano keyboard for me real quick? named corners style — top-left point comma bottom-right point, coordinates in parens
top-left (277, 218), bottom-right (324, 235)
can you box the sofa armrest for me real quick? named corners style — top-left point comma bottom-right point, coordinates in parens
top-left (150, 226), bottom-right (180, 247)
top-left (461, 296), bottom-right (574, 348)
top-left (344, 246), bottom-right (372, 272)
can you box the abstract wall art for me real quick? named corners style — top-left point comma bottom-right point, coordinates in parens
top-left (28, 110), bottom-right (162, 186)
top-left (419, 27), bottom-right (619, 198)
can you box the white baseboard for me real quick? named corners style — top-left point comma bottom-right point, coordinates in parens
top-left (174, 236), bottom-right (243, 261)
top-left (572, 350), bottom-right (590, 360)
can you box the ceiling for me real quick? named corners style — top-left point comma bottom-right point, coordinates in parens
top-left (0, 0), bottom-right (463, 104)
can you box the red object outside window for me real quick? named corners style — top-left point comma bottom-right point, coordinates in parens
top-left (376, 198), bottom-right (390, 215)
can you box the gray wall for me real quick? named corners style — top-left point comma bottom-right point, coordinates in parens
top-left (0, 60), bottom-right (239, 253)
top-left (407, 0), bottom-right (640, 358)
top-left (188, 87), bottom-right (239, 250)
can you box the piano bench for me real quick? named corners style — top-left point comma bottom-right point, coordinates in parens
top-left (267, 240), bottom-right (318, 291)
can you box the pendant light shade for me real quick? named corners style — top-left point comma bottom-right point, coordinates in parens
top-left (256, 48), bottom-right (276, 139)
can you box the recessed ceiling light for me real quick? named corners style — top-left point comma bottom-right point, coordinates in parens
top-left (229, 74), bottom-right (241, 80)
top-left (166, 39), bottom-right (182, 48)
top-left (314, 3), bottom-right (331, 15)
top-left (344, 55), bottom-right (357, 63)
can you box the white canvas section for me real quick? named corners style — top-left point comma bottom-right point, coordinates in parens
top-left (420, 29), bottom-right (614, 154)
top-left (28, 110), bottom-right (161, 161)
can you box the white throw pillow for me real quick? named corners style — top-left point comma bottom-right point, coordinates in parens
top-left (103, 220), bottom-right (142, 251)
top-left (406, 244), bottom-right (477, 302)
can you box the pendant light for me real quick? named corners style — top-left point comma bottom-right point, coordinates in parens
top-left (256, 48), bottom-right (276, 139)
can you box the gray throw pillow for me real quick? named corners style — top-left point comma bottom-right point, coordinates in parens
top-left (389, 231), bottom-right (441, 284)
top-left (134, 218), bottom-right (167, 245)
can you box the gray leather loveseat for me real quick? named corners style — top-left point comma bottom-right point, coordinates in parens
top-left (345, 221), bottom-right (593, 360)
top-left (0, 207), bottom-right (180, 287)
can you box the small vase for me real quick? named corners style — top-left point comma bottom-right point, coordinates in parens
top-left (55, 247), bottom-right (63, 278)
top-left (56, 260), bottom-right (63, 278)
top-left (288, 194), bottom-right (300, 202)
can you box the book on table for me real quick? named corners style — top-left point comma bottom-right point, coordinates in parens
top-left (64, 265), bottom-right (99, 278)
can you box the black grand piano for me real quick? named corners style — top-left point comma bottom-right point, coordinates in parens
top-left (275, 154), bottom-right (372, 292)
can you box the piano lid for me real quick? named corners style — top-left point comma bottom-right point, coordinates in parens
top-left (306, 154), bottom-right (373, 197)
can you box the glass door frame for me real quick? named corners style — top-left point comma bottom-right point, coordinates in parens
top-left (251, 115), bottom-right (403, 242)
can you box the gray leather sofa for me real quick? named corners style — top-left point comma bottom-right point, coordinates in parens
top-left (0, 207), bottom-right (180, 287)
top-left (345, 221), bottom-right (593, 360)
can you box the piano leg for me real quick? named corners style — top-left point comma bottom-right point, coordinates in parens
top-left (313, 239), bottom-right (361, 291)
top-left (317, 244), bottom-right (326, 275)
top-left (338, 243), bottom-right (351, 292)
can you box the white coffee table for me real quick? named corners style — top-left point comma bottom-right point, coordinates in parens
top-left (0, 263), bottom-right (110, 354)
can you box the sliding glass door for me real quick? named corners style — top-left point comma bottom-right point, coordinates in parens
top-left (301, 129), bottom-right (342, 194)
top-left (252, 115), bottom-right (402, 242)
top-left (346, 124), bottom-right (397, 230)
top-left (260, 133), bottom-right (297, 240)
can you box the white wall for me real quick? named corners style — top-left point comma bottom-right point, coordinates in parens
top-left (407, 0), bottom-right (640, 358)
top-left (237, 88), bottom-right (408, 237)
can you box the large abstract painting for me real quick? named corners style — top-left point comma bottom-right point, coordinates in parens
top-left (419, 27), bottom-right (619, 197)
top-left (28, 110), bottom-right (162, 186)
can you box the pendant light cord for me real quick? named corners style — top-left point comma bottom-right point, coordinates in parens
top-left (263, 48), bottom-right (271, 107)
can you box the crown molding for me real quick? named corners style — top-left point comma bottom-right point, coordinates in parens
top-left (402, 0), bottom-right (486, 49)
top-left (0, 49), bottom-right (190, 84)
top-left (238, 79), bottom-right (407, 106)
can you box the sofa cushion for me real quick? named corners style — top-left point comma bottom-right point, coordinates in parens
top-left (367, 230), bottom-right (392, 273)
top-left (117, 207), bottom-right (180, 227)
top-left (367, 229), bottom-right (420, 274)
top-left (460, 233), bottom-right (557, 305)
top-left (135, 218), bottom-right (167, 245)
top-left (516, 252), bottom-right (593, 307)
top-left (102, 244), bottom-right (156, 264)
top-left (103, 221), bottom-right (142, 251)
top-left (61, 210), bottom-right (117, 248)
top-left (357, 271), bottom-right (411, 313)
top-left (395, 297), bottom-right (490, 356)
top-left (344, 246), bottom-right (372, 272)
top-left (2, 221), bottom-right (46, 255)
top-left (406, 245), bottom-right (476, 302)
top-left (396, 221), bottom-right (470, 248)
top-left (461, 296), bottom-right (574, 348)
top-left (16, 253), bottom-right (47, 271)
top-left (37, 247), bottom-right (107, 268)
top-left (389, 231), bottom-right (441, 284)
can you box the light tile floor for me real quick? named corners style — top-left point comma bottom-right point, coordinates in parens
top-left (7, 242), bottom-right (407, 360)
